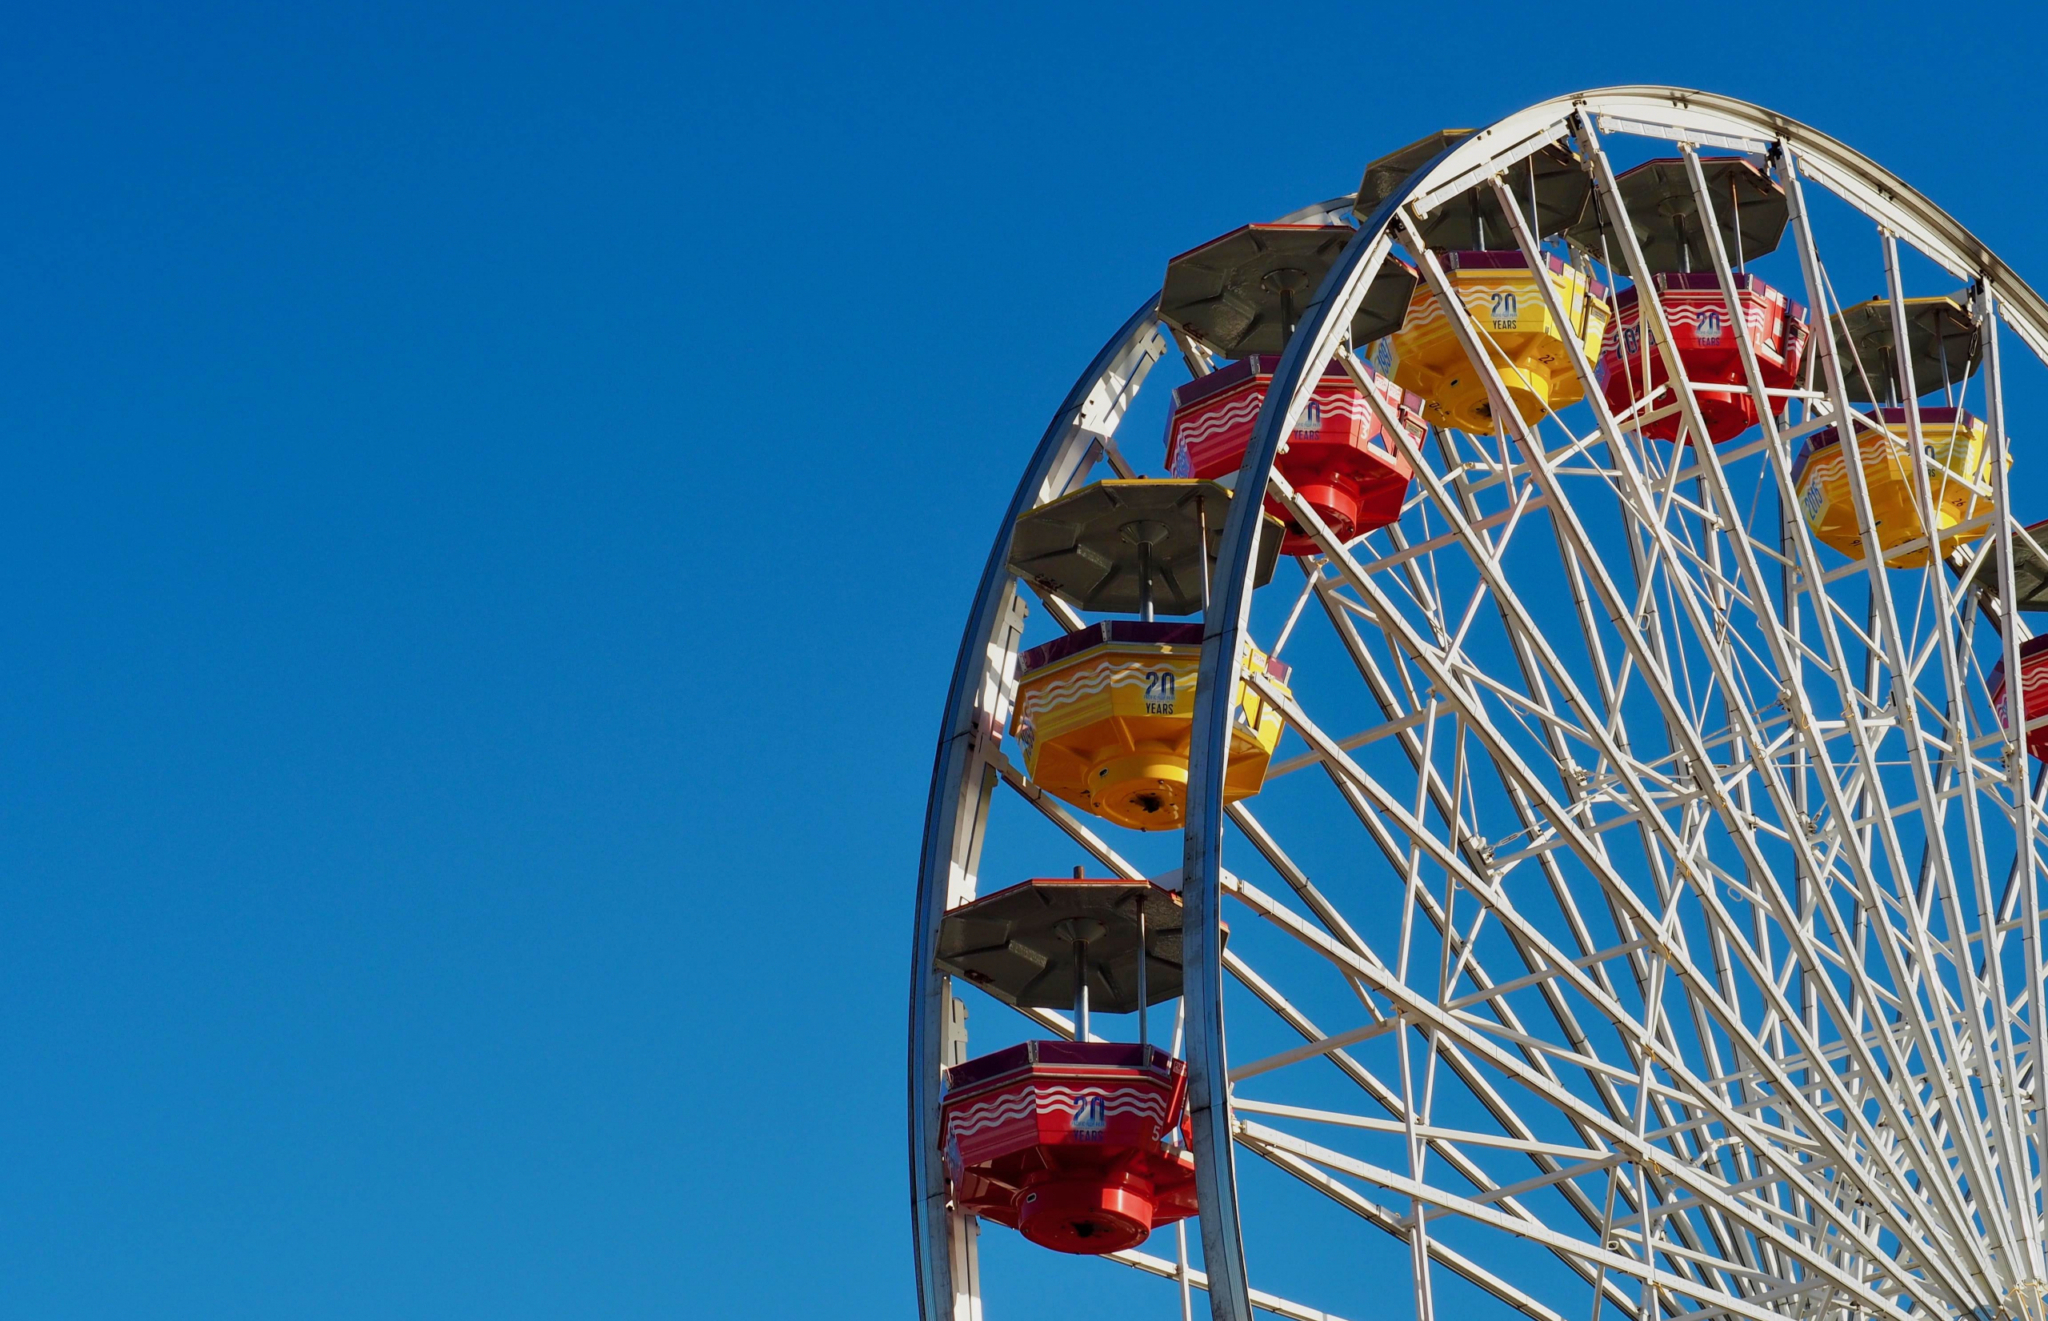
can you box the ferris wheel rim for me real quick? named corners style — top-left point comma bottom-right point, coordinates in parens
top-left (912, 86), bottom-right (2048, 1321)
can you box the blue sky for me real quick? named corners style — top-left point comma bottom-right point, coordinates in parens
top-left (4, 2), bottom-right (2047, 1317)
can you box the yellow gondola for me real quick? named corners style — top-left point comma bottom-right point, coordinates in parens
top-left (1372, 250), bottom-right (1610, 434)
top-left (1792, 407), bottom-right (2000, 565)
top-left (1012, 621), bottom-right (1289, 831)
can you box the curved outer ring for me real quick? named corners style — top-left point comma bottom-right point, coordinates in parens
top-left (911, 86), bottom-right (2048, 1321)
top-left (908, 290), bottom-right (1164, 1321)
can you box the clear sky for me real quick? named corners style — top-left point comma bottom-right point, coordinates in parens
top-left (4, 2), bottom-right (2046, 1317)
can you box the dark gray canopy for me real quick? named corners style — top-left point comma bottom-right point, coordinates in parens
top-left (1831, 294), bottom-right (1980, 404)
top-left (1160, 223), bottom-right (1416, 356)
top-left (1008, 479), bottom-right (1280, 616)
top-left (1355, 129), bottom-right (1589, 251)
top-left (1969, 519), bottom-right (2048, 613)
top-left (936, 877), bottom-right (1200, 1012)
top-left (1561, 156), bottom-right (1787, 274)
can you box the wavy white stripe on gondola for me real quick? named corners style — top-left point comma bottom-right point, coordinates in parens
top-left (1631, 302), bottom-right (1773, 330)
top-left (1170, 395), bottom-right (1263, 447)
top-left (2005, 666), bottom-right (2048, 698)
top-left (946, 1100), bottom-right (1171, 1141)
top-left (945, 1086), bottom-right (1172, 1139)
top-left (1018, 664), bottom-right (1191, 714)
top-left (1400, 285), bottom-right (1601, 331)
top-left (1172, 392), bottom-right (1377, 450)
top-left (1801, 448), bottom-right (1991, 494)
top-left (945, 1093), bottom-right (1170, 1140)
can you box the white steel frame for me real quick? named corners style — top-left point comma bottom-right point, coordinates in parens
top-left (910, 88), bottom-right (2048, 1321)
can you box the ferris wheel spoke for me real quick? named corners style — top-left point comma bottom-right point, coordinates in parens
top-left (1219, 941), bottom-right (1633, 1260)
top-left (1774, 148), bottom-right (2038, 1279)
top-left (1891, 281), bottom-right (2048, 1255)
top-left (1220, 905), bottom-right (1687, 1277)
top-left (1220, 954), bottom-right (1696, 1314)
top-left (1567, 130), bottom-right (1894, 819)
top-left (1102, 1246), bottom-right (1353, 1321)
top-left (1310, 425), bottom-right (1843, 1064)
top-left (1871, 231), bottom-right (2034, 1239)
top-left (1222, 831), bottom-right (1657, 1183)
top-left (1320, 404), bottom-right (1645, 805)
top-left (1368, 249), bottom-right (1788, 880)
top-left (1571, 139), bottom-right (1925, 948)
top-left (1257, 668), bottom-right (1807, 1150)
top-left (1242, 1137), bottom-right (1645, 1321)
top-left (1490, 138), bottom-right (1760, 674)
top-left (1225, 938), bottom-right (1629, 1253)
top-left (1243, 674), bottom-right (1635, 1040)
top-left (1433, 1003), bottom-right (1925, 1302)
top-left (1226, 862), bottom-right (1610, 1128)
top-left (1263, 490), bottom-right (1993, 1308)
top-left (1366, 522), bottom-right (1705, 1060)
top-left (1489, 171), bottom-right (1780, 778)
top-left (1980, 283), bottom-right (2048, 1282)
top-left (1416, 490), bottom-right (1648, 792)
top-left (1239, 1069), bottom-right (1912, 1321)
top-left (1294, 552), bottom-right (1706, 1113)
top-left (1482, 278), bottom-right (2007, 1294)
top-left (1237, 774), bottom-right (1648, 1141)
top-left (1230, 1138), bottom-right (1597, 1321)
top-left (1226, 802), bottom-right (1390, 989)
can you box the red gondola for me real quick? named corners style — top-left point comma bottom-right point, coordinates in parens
top-left (1166, 354), bottom-right (1424, 555)
top-left (1990, 635), bottom-right (2048, 761)
top-left (942, 1041), bottom-right (1197, 1254)
top-left (1600, 273), bottom-right (1809, 444)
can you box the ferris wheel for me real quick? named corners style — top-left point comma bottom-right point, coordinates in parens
top-left (909, 88), bottom-right (2048, 1321)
